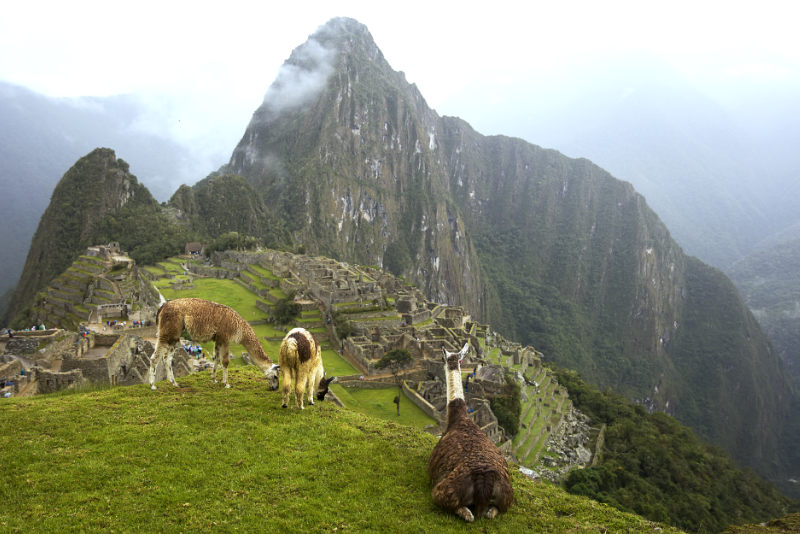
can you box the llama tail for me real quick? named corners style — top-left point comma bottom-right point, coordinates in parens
top-left (472, 470), bottom-right (512, 517)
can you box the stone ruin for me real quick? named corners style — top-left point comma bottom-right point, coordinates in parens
top-left (0, 328), bottom-right (192, 397)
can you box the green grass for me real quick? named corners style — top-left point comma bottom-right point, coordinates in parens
top-left (159, 259), bottom-right (185, 274)
top-left (143, 265), bottom-right (168, 276)
top-left (330, 384), bottom-right (436, 430)
top-left (158, 278), bottom-right (265, 321)
top-left (321, 348), bottom-right (360, 377)
top-left (241, 270), bottom-right (268, 289)
top-left (0, 368), bottom-right (681, 533)
top-left (268, 287), bottom-right (288, 300)
top-left (247, 263), bottom-right (277, 279)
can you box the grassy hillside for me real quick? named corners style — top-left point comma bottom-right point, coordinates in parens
top-left (0, 367), bottom-right (679, 533)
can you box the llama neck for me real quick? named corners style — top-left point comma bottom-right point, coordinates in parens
top-left (445, 398), bottom-right (468, 430)
top-left (445, 366), bottom-right (464, 403)
top-left (242, 330), bottom-right (273, 366)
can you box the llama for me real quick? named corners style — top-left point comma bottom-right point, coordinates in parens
top-left (148, 298), bottom-right (280, 391)
top-left (278, 327), bottom-right (336, 409)
top-left (427, 343), bottom-right (513, 522)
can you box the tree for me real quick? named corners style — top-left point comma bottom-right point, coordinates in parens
top-left (375, 348), bottom-right (412, 415)
top-left (332, 311), bottom-right (354, 339)
top-left (271, 291), bottom-right (300, 325)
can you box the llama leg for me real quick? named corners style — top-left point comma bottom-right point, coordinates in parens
top-left (220, 346), bottom-right (231, 388)
top-left (281, 367), bottom-right (293, 408)
top-left (306, 372), bottom-right (315, 406)
top-left (456, 507), bottom-right (475, 522)
top-left (149, 341), bottom-right (168, 390)
top-left (165, 347), bottom-right (179, 387)
top-left (295, 374), bottom-right (306, 410)
top-left (211, 345), bottom-right (219, 383)
top-left (432, 474), bottom-right (475, 522)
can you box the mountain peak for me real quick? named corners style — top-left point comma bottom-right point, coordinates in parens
top-left (308, 17), bottom-right (383, 59)
top-left (254, 17), bottom-right (388, 119)
top-left (312, 17), bottom-right (372, 42)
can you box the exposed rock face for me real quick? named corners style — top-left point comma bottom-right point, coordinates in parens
top-left (728, 233), bottom-right (800, 388)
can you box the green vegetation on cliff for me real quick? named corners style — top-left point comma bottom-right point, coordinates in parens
top-left (553, 367), bottom-right (797, 533)
top-left (96, 201), bottom-right (190, 266)
top-left (169, 173), bottom-right (290, 248)
top-left (728, 233), bottom-right (800, 388)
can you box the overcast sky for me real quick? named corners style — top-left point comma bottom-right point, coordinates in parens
top-left (2, 0), bottom-right (798, 173)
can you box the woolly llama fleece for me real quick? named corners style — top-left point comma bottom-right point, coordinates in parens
top-left (278, 327), bottom-right (336, 409)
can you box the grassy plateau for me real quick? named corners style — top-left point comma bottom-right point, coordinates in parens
top-left (0, 367), bottom-right (679, 533)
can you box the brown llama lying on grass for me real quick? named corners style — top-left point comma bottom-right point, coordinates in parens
top-left (148, 298), bottom-right (280, 391)
top-left (428, 343), bottom-right (513, 522)
top-left (278, 327), bottom-right (336, 409)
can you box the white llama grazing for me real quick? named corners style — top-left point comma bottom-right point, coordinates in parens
top-left (427, 343), bottom-right (513, 522)
top-left (148, 298), bottom-right (279, 390)
top-left (278, 327), bottom-right (336, 409)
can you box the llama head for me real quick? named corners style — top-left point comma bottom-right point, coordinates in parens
top-left (264, 364), bottom-right (280, 391)
top-left (316, 375), bottom-right (337, 401)
top-left (442, 343), bottom-right (470, 371)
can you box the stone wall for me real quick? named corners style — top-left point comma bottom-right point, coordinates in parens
top-left (5, 337), bottom-right (41, 355)
top-left (34, 368), bottom-right (86, 394)
top-left (0, 359), bottom-right (23, 380)
top-left (402, 381), bottom-right (443, 427)
top-left (61, 354), bottom-right (109, 383)
top-left (189, 263), bottom-right (239, 279)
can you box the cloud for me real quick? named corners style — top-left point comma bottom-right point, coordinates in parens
top-left (261, 37), bottom-right (336, 114)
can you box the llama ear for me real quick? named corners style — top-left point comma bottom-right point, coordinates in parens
top-left (458, 343), bottom-right (469, 362)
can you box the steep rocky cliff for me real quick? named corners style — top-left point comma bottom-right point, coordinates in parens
top-left (222, 18), bottom-right (799, 492)
top-left (226, 18), bottom-right (485, 314)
